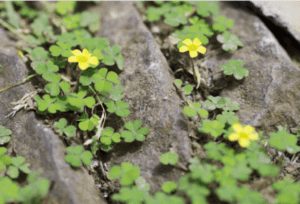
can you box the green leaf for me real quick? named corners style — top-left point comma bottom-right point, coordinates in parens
top-left (19, 5), bottom-right (37, 19)
top-left (135, 176), bottom-right (150, 192)
top-left (182, 85), bottom-right (193, 95)
top-left (183, 102), bottom-right (208, 118)
top-left (269, 130), bottom-right (300, 153)
top-left (0, 125), bottom-right (12, 145)
top-left (84, 96), bottom-right (96, 108)
top-left (162, 181), bottom-right (177, 193)
top-left (45, 83), bottom-right (60, 96)
top-left (217, 31), bottom-right (244, 51)
top-left (6, 1), bottom-right (19, 29)
top-left (183, 106), bottom-right (197, 117)
top-left (115, 54), bottom-right (124, 70)
top-left (109, 166), bottom-right (122, 179)
top-left (0, 177), bottom-right (20, 201)
top-left (221, 60), bottom-right (248, 80)
top-left (164, 11), bottom-right (187, 27)
top-left (66, 145), bottom-right (83, 154)
top-left (193, 1), bottom-right (219, 17)
top-left (49, 45), bottom-right (62, 57)
top-left (95, 80), bottom-right (113, 92)
top-left (160, 152), bottom-right (178, 165)
top-left (198, 120), bottom-right (225, 137)
top-left (93, 49), bottom-right (103, 60)
top-left (174, 79), bottom-right (182, 87)
top-left (79, 151), bottom-right (93, 165)
top-left (213, 15), bottom-right (234, 32)
top-left (78, 120), bottom-right (94, 131)
top-left (26, 35), bottom-right (41, 46)
top-left (146, 4), bottom-right (171, 22)
top-left (59, 81), bottom-right (70, 93)
top-left (7, 165), bottom-right (19, 178)
top-left (106, 71), bottom-right (120, 84)
top-left (31, 47), bottom-right (49, 60)
top-left (121, 131), bottom-right (134, 142)
top-left (56, 1), bottom-right (76, 15)
top-left (79, 12), bottom-right (100, 27)
top-left (110, 85), bottom-right (123, 101)
top-left (64, 154), bottom-right (81, 167)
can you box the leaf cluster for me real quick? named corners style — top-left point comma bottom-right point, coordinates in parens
top-left (174, 79), bottom-right (193, 95)
top-left (108, 162), bottom-right (140, 186)
top-left (121, 120), bottom-right (149, 142)
top-left (64, 145), bottom-right (93, 167)
top-left (221, 59), bottom-right (249, 80)
top-left (54, 118), bottom-right (76, 137)
top-left (183, 100), bottom-right (209, 119)
top-left (217, 31), bottom-right (244, 51)
top-left (0, 125), bottom-right (12, 145)
top-left (160, 152), bottom-right (178, 165)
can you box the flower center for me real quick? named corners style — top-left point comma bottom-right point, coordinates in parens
top-left (238, 132), bottom-right (249, 140)
top-left (77, 55), bottom-right (88, 63)
top-left (188, 44), bottom-right (198, 51)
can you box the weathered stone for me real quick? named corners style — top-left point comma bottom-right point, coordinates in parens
top-left (0, 29), bottom-right (106, 204)
top-left (248, 1), bottom-right (300, 45)
top-left (92, 2), bottom-right (191, 193)
top-left (201, 2), bottom-right (300, 133)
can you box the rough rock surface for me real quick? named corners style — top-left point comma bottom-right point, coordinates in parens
top-left (248, 1), bottom-right (300, 45)
top-left (0, 29), bottom-right (106, 204)
top-left (92, 2), bottom-right (191, 193)
top-left (201, 2), bottom-right (300, 133)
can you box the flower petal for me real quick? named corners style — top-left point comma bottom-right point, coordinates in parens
top-left (189, 51), bottom-right (198, 58)
top-left (193, 38), bottom-right (202, 46)
top-left (244, 125), bottom-right (255, 134)
top-left (248, 132), bottom-right (259, 141)
top-left (68, 56), bottom-right (78, 63)
top-left (182, 39), bottom-right (192, 46)
top-left (89, 56), bottom-right (99, 65)
top-left (228, 133), bottom-right (238, 141)
top-left (82, 49), bottom-right (92, 57)
top-left (197, 46), bottom-right (206, 54)
top-left (238, 138), bottom-right (250, 148)
top-left (78, 62), bottom-right (89, 70)
top-left (71, 49), bottom-right (82, 56)
top-left (179, 45), bottom-right (188, 53)
top-left (232, 123), bottom-right (243, 133)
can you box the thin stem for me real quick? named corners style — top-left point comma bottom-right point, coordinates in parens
top-left (0, 19), bottom-right (28, 42)
top-left (0, 74), bottom-right (38, 93)
top-left (72, 67), bottom-right (81, 92)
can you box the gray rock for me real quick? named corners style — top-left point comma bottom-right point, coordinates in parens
top-left (202, 2), bottom-right (300, 133)
top-left (0, 30), bottom-right (106, 203)
top-left (92, 2), bottom-right (191, 193)
top-left (248, 1), bottom-right (300, 45)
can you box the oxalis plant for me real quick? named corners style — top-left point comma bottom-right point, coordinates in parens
top-left (0, 1), bottom-right (150, 203)
top-left (105, 1), bottom-right (300, 204)
top-left (1, 1), bottom-right (300, 204)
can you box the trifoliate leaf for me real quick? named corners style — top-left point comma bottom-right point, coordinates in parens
top-left (56, 1), bottom-right (76, 15)
top-left (59, 81), bottom-right (70, 93)
top-left (217, 31), bottom-right (244, 51)
top-left (0, 125), bottom-right (12, 145)
top-left (45, 83), bottom-right (60, 96)
top-left (221, 60), bottom-right (248, 80)
top-left (160, 152), bottom-right (178, 165)
top-left (164, 11), bottom-right (188, 27)
top-left (31, 47), bottom-right (49, 60)
top-left (213, 15), bottom-right (234, 32)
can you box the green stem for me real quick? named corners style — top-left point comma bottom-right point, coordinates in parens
top-left (0, 19), bottom-right (28, 42)
top-left (0, 74), bottom-right (37, 93)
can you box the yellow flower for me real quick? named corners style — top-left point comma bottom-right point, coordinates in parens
top-left (228, 122), bottom-right (259, 148)
top-left (179, 38), bottom-right (206, 58)
top-left (68, 48), bottom-right (99, 70)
